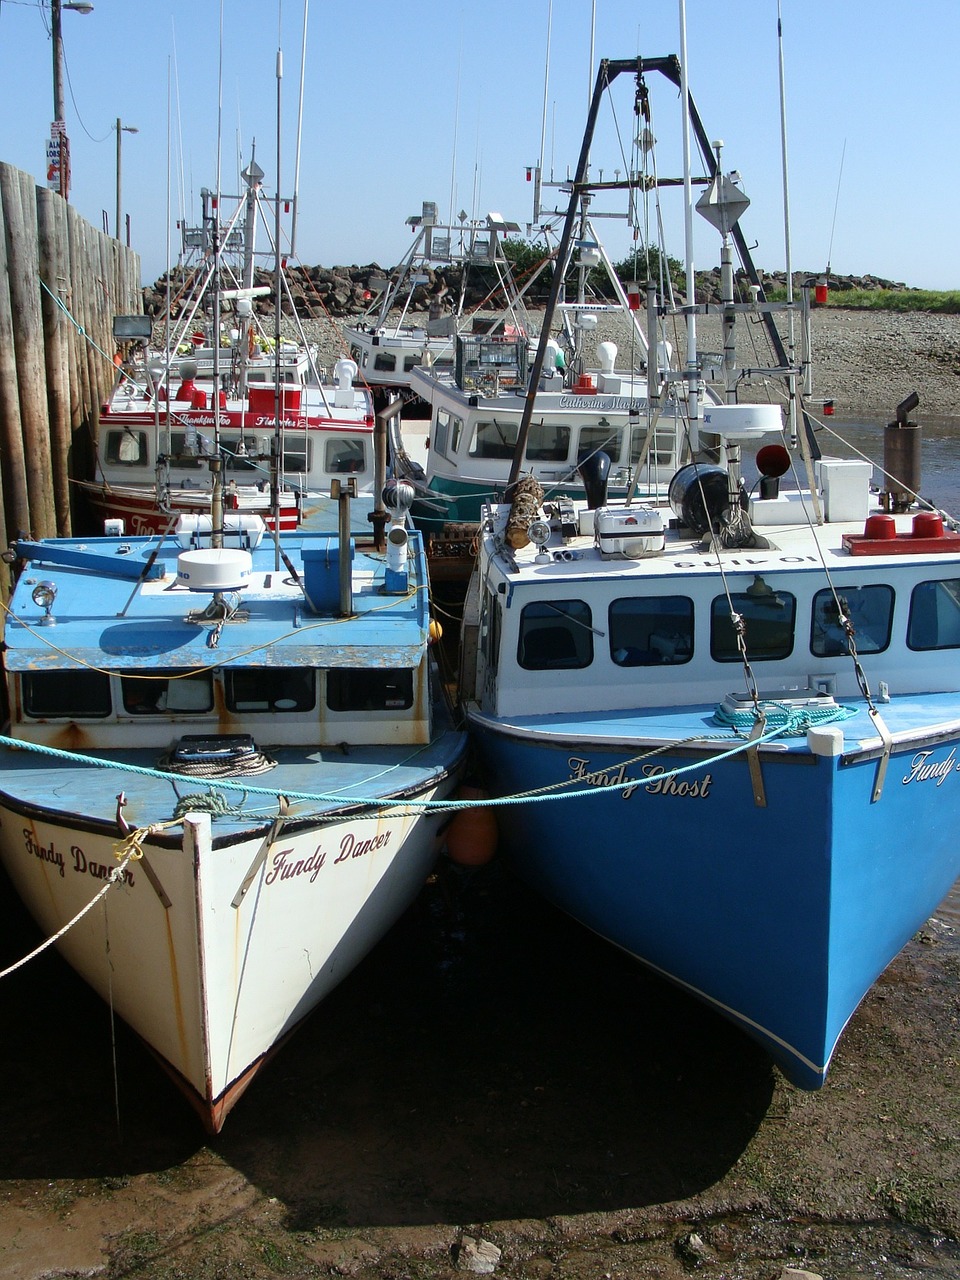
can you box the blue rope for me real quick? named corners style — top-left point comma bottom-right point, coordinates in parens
top-left (0, 711), bottom-right (817, 814)
top-left (711, 699), bottom-right (857, 736)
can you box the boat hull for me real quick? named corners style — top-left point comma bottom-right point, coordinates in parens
top-left (74, 480), bottom-right (301, 536)
top-left (0, 767), bottom-right (461, 1131)
top-left (468, 708), bottom-right (960, 1088)
top-left (74, 479), bottom-right (376, 537)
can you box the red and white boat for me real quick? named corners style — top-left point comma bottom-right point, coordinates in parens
top-left (78, 158), bottom-right (378, 536)
top-left (78, 343), bottom-right (376, 536)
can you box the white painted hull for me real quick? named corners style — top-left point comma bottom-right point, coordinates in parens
top-left (0, 787), bottom-right (454, 1130)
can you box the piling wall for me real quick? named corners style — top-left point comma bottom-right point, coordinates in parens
top-left (0, 161), bottom-right (141, 543)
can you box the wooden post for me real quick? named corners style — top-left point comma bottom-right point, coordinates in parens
top-left (0, 164), bottom-right (143, 545)
top-left (0, 164), bottom-right (34, 538)
top-left (11, 169), bottom-right (56, 538)
top-left (37, 186), bottom-right (73, 534)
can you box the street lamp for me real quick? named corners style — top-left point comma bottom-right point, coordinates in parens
top-left (50, 0), bottom-right (94, 200)
top-left (116, 119), bottom-right (138, 243)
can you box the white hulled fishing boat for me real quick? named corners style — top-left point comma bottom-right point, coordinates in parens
top-left (0, 481), bottom-right (466, 1131)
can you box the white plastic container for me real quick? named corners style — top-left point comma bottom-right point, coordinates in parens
top-left (594, 505), bottom-right (665, 558)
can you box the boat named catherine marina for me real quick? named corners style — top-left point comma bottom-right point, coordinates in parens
top-left (460, 50), bottom-right (960, 1090)
top-left (0, 488), bottom-right (466, 1130)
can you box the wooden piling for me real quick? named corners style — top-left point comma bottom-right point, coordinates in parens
top-left (0, 163), bottom-right (33, 537)
top-left (0, 161), bottom-right (141, 548)
top-left (37, 186), bottom-right (71, 534)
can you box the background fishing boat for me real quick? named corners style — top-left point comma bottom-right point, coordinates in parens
top-left (77, 158), bottom-right (376, 537)
top-left (345, 201), bottom-right (535, 411)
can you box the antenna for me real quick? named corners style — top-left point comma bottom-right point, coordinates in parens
top-left (539, 0), bottom-right (552, 178)
top-left (291, 0), bottom-right (309, 256)
top-left (825, 136), bottom-right (847, 283)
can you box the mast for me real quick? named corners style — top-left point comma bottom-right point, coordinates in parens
top-left (507, 57), bottom-right (641, 493)
top-left (678, 0), bottom-right (700, 452)
top-left (272, 40), bottom-right (283, 557)
top-left (208, 0), bottom-right (227, 551)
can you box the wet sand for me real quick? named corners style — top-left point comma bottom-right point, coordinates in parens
top-left (0, 856), bottom-right (958, 1280)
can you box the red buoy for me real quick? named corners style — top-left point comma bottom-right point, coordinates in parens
top-left (446, 786), bottom-right (498, 867)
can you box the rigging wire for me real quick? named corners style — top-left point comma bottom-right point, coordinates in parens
top-left (824, 137), bottom-right (847, 279)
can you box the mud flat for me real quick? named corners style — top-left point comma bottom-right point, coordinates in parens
top-left (0, 856), bottom-right (957, 1280)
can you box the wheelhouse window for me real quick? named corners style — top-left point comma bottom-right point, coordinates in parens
top-left (479, 588), bottom-right (502, 684)
top-left (22, 670), bottom-right (112, 719)
top-left (324, 438), bottom-right (366, 474)
top-left (247, 369), bottom-right (298, 385)
top-left (166, 431), bottom-right (210, 468)
top-left (518, 600), bottom-right (593, 670)
top-left (609, 596), bottom-right (694, 666)
top-left (578, 423), bottom-right (622, 465)
top-left (373, 352), bottom-right (397, 373)
top-left (711, 588), bottom-right (797, 662)
top-left (630, 421), bottom-right (677, 469)
top-left (811, 585), bottom-right (894, 656)
top-left (121, 670), bottom-right (213, 715)
top-left (525, 420), bottom-right (571, 462)
top-left (327, 669), bottom-right (413, 712)
top-left (280, 444), bottom-right (309, 474)
top-left (105, 429), bottom-right (148, 466)
top-left (223, 448), bottom-right (268, 475)
top-left (469, 419), bottom-right (517, 460)
top-left (433, 408), bottom-right (463, 460)
top-left (403, 356), bottom-right (420, 372)
top-left (907, 578), bottom-right (960, 650)
top-left (225, 668), bottom-right (316, 713)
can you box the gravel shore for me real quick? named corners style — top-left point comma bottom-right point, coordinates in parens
top-left (297, 306), bottom-right (960, 422)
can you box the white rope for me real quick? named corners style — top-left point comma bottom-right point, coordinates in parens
top-left (0, 837), bottom-right (154, 981)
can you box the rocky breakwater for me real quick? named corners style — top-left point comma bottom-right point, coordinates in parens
top-left (143, 261), bottom-right (960, 420)
top-left (142, 257), bottom-right (518, 322)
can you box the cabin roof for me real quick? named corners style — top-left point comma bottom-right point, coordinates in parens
top-left (4, 531), bottom-right (428, 671)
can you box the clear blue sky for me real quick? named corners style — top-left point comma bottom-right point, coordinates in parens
top-left (0, 0), bottom-right (956, 291)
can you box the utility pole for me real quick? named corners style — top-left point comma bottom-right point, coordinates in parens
top-left (48, 0), bottom-right (93, 201)
top-left (116, 118), bottom-right (138, 242)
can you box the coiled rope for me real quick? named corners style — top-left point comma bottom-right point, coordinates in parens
top-left (711, 699), bottom-right (857, 736)
top-left (157, 748), bottom-right (278, 780)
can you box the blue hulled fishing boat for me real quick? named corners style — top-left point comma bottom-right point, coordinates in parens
top-left (459, 47), bottom-right (960, 1088)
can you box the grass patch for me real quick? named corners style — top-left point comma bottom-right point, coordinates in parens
top-left (765, 288), bottom-right (960, 313)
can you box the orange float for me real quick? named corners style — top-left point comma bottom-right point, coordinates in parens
top-left (445, 785), bottom-right (498, 867)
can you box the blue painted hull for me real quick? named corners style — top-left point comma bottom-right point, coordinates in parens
top-left (468, 701), bottom-right (960, 1088)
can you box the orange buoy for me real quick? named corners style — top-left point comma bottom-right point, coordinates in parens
top-left (429, 618), bottom-right (443, 645)
top-left (446, 785), bottom-right (498, 867)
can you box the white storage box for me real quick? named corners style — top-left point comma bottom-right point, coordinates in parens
top-left (819, 458), bottom-right (873, 523)
top-left (594, 505), bottom-right (664, 559)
